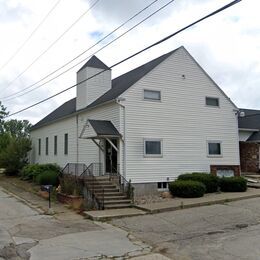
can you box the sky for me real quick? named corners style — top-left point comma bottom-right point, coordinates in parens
top-left (0, 0), bottom-right (259, 124)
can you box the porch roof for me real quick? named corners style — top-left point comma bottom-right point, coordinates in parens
top-left (88, 119), bottom-right (121, 138)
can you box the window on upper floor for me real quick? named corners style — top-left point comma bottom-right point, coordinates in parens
top-left (144, 139), bottom-right (162, 157)
top-left (38, 139), bottom-right (41, 156)
top-left (45, 137), bottom-right (49, 155)
top-left (54, 135), bottom-right (58, 155)
top-left (64, 133), bottom-right (68, 155)
top-left (206, 97), bottom-right (219, 107)
top-left (207, 141), bottom-right (222, 156)
top-left (144, 89), bottom-right (161, 101)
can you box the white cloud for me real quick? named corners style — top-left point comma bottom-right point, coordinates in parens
top-left (0, 0), bottom-right (259, 124)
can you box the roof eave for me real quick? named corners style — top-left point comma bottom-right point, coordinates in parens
top-left (30, 99), bottom-right (117, 132)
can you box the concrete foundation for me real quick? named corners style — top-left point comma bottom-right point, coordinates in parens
top-left (132, 183), bottom-right (158, 198)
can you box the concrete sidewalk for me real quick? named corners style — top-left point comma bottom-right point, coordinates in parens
top-left (136, 188), bottom-right (260, 213)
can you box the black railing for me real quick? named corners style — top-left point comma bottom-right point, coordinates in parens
top-left (61, 163), bottom-right (87, 177)
top-left (110, 164), bottom-right (134, 202)
top-left (80, 163), bottom-right (105, 210)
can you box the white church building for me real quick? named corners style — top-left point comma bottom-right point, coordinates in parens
top-left (30, 46), bottom-right (240, 195)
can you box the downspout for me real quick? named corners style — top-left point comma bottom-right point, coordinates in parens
top-left (116, 99), bottom-right (126, 178)
top-left (76, 114), bottom-right (79, 164)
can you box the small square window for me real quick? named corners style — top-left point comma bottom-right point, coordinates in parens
top-left (208, 142), bottom-right (222, 156)
top-left (144, 89), bottom-right (161, 101)
top-left (206, 97), bottom-right (219, 107)
top-left (144, 139), bottom-right (162, 157)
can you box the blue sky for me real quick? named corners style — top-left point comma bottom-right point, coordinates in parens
top-left (0, 0), bottom-right (259, 123)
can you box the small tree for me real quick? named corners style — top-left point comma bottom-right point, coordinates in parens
top-left (0, 137), bottom-right (31, 175)
top-left (0, 102), bottom-right (32, 175)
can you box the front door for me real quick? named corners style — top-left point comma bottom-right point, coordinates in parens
top-left (105, 139), bottom-right (118, 173)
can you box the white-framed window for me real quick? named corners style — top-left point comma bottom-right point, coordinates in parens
top-left (207, 141), bottom-right (222, 157)
top-left (157, 182), bottom-right (168, 191)
top-left (205, 97), bottom-right (219, 107)
top-left (144, 89), bottom-right (161, 101)
top-left (144, 139), bottom-right (163, 157)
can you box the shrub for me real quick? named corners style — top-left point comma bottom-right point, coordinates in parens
top-left (178, 172), bottom-right (219, 193)
top-left (59, 175), bottom-right (83, 196)
top-left (219, 177), bottom-right (247, 192)
top-left (20, 163), bottom-right (61, 181)
top-left (36, 170), bottom-right (59, 186)
top-left (169, 180), bottom-right (206, 198)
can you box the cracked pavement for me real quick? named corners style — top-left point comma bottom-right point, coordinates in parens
top-left (0, 187), bottom-right (154, 260)
top-left (111, 198), bottom-right (260, 259)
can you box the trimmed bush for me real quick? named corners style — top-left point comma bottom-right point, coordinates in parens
top-left (36, 170), bottom-right (59, 186)
top-left (169, 180), bottom-right (206, 198)
top-left (20, 163), bottom-right (61, 181)
top-left (219, 177), bottom-right (247, 192)
top-left (178, 172), bottom-right (219, 193)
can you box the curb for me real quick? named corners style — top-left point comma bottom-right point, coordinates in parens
top-left (1, 188), bottom-right (45, 215)
top-left (134, 193), bottom-right (260, 214)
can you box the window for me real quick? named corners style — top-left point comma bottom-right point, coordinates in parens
top-left (208, 141), bottom-right (222, 156)
top-left (144, 139), bottom-right (162, 157)
top-left (64, 133), bottom-right (68, 155)
top-left (54, 136), bottom-right (57, 155)
top-left (206, 97), bottom-right (219, 107)
top-left (157, 182), bottom-right (168, 190)
top-left (38, 139), bottom-right (41, 155)
top-left (144, 89), bottom-right (161, 101)
top-left (45, 137), bottom-right (49, 155)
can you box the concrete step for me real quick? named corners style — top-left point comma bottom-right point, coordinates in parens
top-left (104, 199), bottom-right (132, 205)
top-left (93, 188), bottom-right (120, 193)
top-left (104, 204), bottom-right (132, 209)
top-left (98, 196), bottom-right (128, 201)
top-left (95, 192), bottom-right (125, 197)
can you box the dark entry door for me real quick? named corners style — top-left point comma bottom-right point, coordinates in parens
top-left (105, 139), bottom-right (118, 173)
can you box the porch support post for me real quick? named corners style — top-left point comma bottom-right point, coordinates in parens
top-left (92, 139), bottom-right (104, 152)
top-left (105, 138), bottom-right (119, 152)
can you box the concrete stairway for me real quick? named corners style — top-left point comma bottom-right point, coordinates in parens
top-left (85, 175), bottom-right (132, 209)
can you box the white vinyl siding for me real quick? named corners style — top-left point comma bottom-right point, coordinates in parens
top-left (121, 46), bottom-right (240, 184)
top-left (30, 102), bottom-right (121, 169)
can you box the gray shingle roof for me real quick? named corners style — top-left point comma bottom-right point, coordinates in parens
top-left (31, 48), bottom-right (178, 130)
top-left (239, 108), bottom-right (260, 142)
top-left (88, 119), bottom-right (120, 137)
top-left (238, 109), bottom-right (260, 130)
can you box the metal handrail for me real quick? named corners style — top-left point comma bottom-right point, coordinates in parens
top-left (80, 163), bottom-right (105, 210)
top-left (61, 163), bottom-right (87, 176)
top-left (110, 165), bottom-right (134, 202)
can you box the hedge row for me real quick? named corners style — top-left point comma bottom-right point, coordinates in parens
top-left (20, 163), bottom-right (60, 186)
top-left (169, 173), bottom-right (247, 198)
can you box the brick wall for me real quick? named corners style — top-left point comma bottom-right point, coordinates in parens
top-left (240, 142), bottom-right (260, 173)
top-left (210, 165), bottom-right (240, 176)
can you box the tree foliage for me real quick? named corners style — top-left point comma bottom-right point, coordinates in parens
top-left (0, 102), bottom-right (32, 175)
top-left (3, 119), bottom-right (32, 138)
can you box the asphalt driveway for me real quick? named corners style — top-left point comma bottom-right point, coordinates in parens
top-left (111, 197), bottom-right (260, 260)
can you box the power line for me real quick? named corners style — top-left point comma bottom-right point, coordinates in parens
top-left (1, 0), bottom-right (100, 94)
top-left (6, 0), bottom-right (242, 118)
top-left (0, 0), bottom-right (61, 73)
top-left (2, 0), bottom-right (161, 101)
